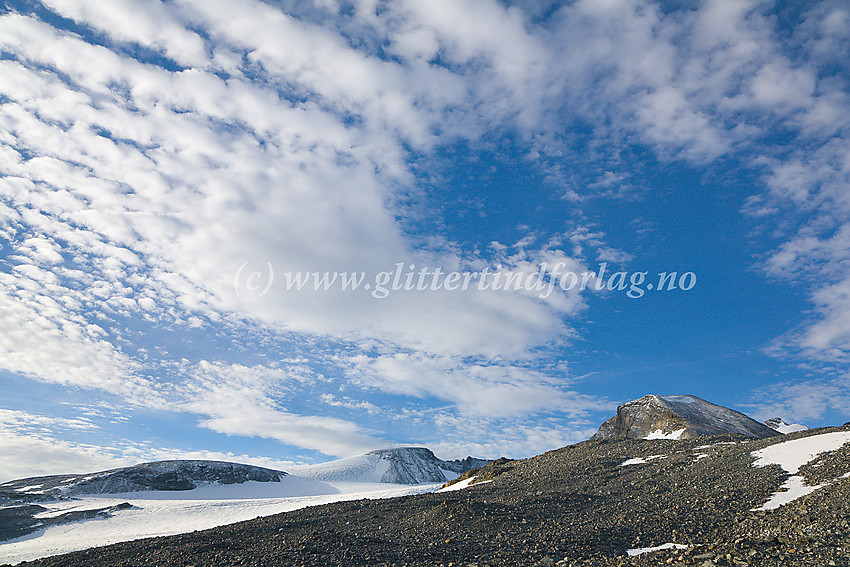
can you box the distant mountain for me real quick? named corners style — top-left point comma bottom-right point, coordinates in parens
top-left (591, 394), bottom-right (782, 441)
top-left (0, 460), bottom-right (291, 497)
top-left (290, 447), bottom-right (490, 484)
top-left (763, 417), bottom-right (809, 434)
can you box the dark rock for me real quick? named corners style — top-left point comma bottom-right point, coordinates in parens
top-left (591, 395), bottom-right (782, 441)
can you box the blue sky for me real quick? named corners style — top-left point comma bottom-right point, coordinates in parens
top-left (1, 0), bottom-right (849, 481)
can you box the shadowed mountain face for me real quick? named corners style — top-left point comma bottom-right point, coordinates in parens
top-left (590, 394), bottom-right (782, 441)
top-left (291, 448), bottom-right (490, 484)
top-left (0, 460), bottom-right (288, 497)
top-left (372, 448), bottom-right (490, 484)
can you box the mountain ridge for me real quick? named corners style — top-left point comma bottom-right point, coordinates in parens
top-left (0, 460), bottom-right (289, 497)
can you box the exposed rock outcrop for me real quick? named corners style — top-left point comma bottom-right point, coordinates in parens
top-left (591, 394), bottom-right (782, 441)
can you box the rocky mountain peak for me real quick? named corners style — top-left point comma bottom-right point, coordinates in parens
top-left (591, 394), bottom-right (782, 441)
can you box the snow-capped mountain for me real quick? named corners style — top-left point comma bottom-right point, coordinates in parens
top-left (591, 394), bottom-right (782, 441)
top-left (0, 460), bottom-right (291, 497)
top-left (290, 447), bottom-right (489, 484)
top-left (763, 417), bottom-right (809, 434)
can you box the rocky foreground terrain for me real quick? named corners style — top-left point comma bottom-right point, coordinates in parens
top-left (9, 425), bottom-right (850, 567)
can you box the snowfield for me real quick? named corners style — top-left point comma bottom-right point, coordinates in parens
top-left (751, 431), bottom-right (850, 511)
top-left (0, 480), bottom-right (440, 565)
top-left (619, 455), bottom-right (666, 466)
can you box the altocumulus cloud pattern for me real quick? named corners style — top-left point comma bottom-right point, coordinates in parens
top-left (0, 0), bottom-right (849, 481)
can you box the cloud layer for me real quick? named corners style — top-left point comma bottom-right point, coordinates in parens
top-left (1, 0), bottom-right (849, 476)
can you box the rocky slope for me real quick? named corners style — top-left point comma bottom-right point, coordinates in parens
top-left (591, 394), bottom-right (782, 441)
top-left (11, 425), bottom-right (850, 567)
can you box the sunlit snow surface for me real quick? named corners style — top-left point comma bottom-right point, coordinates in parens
top-left (751, 431), bottom-right (850, 511)
top-left (619, 455), bottom-right (666, 467)
top-left (773, 422), bottom-right (809, 434)
top-left (0, 480), bottom-right (439, 564)
top-left (644, 428), bottom-right (685, 440)
top-left (435, 476), bottom-right (492, 492)
top-left (627, 543), bottom-right (690, 556)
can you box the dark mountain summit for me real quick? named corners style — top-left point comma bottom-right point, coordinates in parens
top-left (590, 394), bottom-right (782, 441)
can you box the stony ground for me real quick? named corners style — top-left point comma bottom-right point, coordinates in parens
top-left (8, 426), bottom-right (850, 567)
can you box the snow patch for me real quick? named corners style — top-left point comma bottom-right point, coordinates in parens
top-left (627, 543), bottom-right (690, 556)
top-left (774, 423), bottom-right (809, 434)
top-left (644, 428), bottom-right (685, 440)
top-left (754, 476), bottom-right (826, 511)
top-left (752, 431), bottom-right (850, 474)
top-left (751, 431), bottom-right (850, 511)
top-left (763, 418), bottom-right (809, 434)
top-left (619, 455), bottom-right (666, 467)
top-left (436, 477), bottom-right (492, 492)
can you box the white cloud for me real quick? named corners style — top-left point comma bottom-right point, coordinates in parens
top-left (423, 410), bottom-right (602, 460)
top-left (0, 266), bottom-right (158, 400)
top-left (41, 0), bottom-right (209, 67)
top-left (748, 376), bottom-right (850, 423)
top-left (756, 137), bottom-right (850, 362)
top-left (3, 0), bottom-right (848, 463)
top-left (0, 9), bottom-right (587, 366)
top-left (348, 352), bottom-right (608, 418)
top-left (177, 361), bottom-right (385, 457)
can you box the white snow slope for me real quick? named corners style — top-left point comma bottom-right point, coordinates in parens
top-left (0, 479), bottom-right (439, 565)
top-left (289, 452), bottom-right (395, 483)
top-left (289, 448), bottom-right (460, 484)
top-left (763, 417), bottom-right (809, 434)
top-left (751, 431), bottom-right (850, 511)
